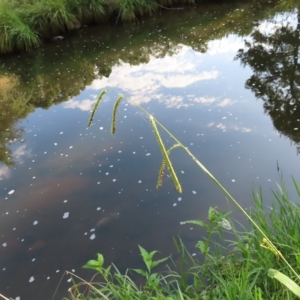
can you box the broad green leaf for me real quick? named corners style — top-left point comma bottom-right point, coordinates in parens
top-left (148, 250), bottom-right (158, 260)
top-left (96, 253), bottom-right (104, 268)
top-left (217, 218), bottom-right (232, 230)
top-left (196, 241), bottom-right (209, 254)
top-left (268, 269), bottom-right (300, 297)
top-left (149, 272), bottom-right (159, 281)
top-left (138, 245), bottom-right (149, 260)
top-left (208, 207), bottom-right (215, 221)
top-left (151, 256), bottom-right (169, 268)
top-left (133, 268), bottom-right (147, 277)
top-left (185, 220), bottom-right (208, 228)
top-left (214, 210), bottom-right (231, 222)
top-left (138, 245), bottom-right (153, 272)
top-left (82, 260), bottom-right (101, 272)
top-left (104, 265), bottom-right (112, 279)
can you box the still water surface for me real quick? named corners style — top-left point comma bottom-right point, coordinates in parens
top-left (0, 2), bottom-right (300, 299)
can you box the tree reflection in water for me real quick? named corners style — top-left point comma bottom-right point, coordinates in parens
top-left (236, 10), bottom-right (300, 152)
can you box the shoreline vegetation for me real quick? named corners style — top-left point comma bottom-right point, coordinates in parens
top-left (64, 181), bottom-right (300, 300)
top-left (59, 90), bottom-right (300, 300)
top-left (2, 0), bottom-right (200, 54)
top-left (0, 0), bottom-right (296, 55)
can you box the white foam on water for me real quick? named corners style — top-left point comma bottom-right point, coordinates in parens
top-left (62, 212), bottom-right (69, 219)
top-left (97, 207), bottom-right (101, 211)
top-left (63, 200), bottom-right (68, 203)
top-left (178, 197), bottom-right (182, 201)
top-left (2, 243), bottom-right (7, 247)
top-left (8, 190), bottom-right (14, 195)
top-left (90, 234), bottom-right (96, 240)
top-left (33, 221), bottom-right (38, 225)
top-left (192, 190), bottom-right (197, 194)
top-left (173, 203), bottom-right (177, 207)
top-left (29, 276), bottom-right (34, 283)
top-left (146, 153), bottom-right (151, 156)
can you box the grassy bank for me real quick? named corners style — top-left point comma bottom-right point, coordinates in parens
top-left (0, 0), bottom-right (294, 54)
top-left (0, 0), bottom-right (195, 54)
top-left (64, 179), bottom-right (300, 299)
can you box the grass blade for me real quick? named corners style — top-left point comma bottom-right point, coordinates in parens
top-left (268, 269), bottom-right (300, 297)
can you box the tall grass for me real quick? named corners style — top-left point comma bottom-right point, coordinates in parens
top-left (24, 0), bottom-right (78, 36)
top-left (67, 0), bottom-right (107, 24)
top-left (113, 0), bottom-right (158, 22)
top-left (62, 90), bottom-right (300, 299)
top-left (0, 2), bottom-right (40, 53)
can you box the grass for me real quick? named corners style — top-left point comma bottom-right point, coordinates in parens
top-left (0, 2), bottom-right (40, 53)
top-left (54, 90), bottom-right (300, 299)
top-left (62, 180), bottom-right (300, 299)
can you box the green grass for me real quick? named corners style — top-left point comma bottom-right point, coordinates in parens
top-left (0, 2), bottom-right (40, 53)
top-left (62, 180), bottom-right (300, 299)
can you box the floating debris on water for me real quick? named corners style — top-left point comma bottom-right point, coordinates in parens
top-left (62, 212), bottom-right (69, 219)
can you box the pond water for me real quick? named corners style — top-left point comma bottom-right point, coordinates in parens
top-left (0, 1), bottom-right (300, 299)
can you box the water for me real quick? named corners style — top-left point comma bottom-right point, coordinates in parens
top-left (0, 2), bottom-right (299, 299)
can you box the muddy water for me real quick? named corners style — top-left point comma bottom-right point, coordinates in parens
top-left (0, 1), bottom-right (300, 299)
